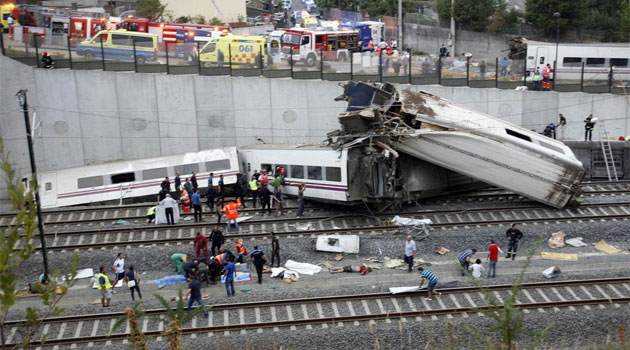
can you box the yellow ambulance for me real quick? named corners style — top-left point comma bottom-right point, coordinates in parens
top-left (199, 35), bottom-right (267, 68)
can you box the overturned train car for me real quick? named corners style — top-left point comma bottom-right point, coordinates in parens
top-left (333, 81), bottom-right (585, 209)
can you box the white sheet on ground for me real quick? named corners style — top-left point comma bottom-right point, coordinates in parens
top-left (284, 260), bottom-right (322, 275)
top-left (565, 237), bottom-right (587, 247)
top-left (63, 268), bottom-right (94, 281)
top-left (236, 216), bottom-right (252, 223)
top-left (390, 286), bottom-right (421, 294)
top-left (391, 216), bottom-right (432, 226)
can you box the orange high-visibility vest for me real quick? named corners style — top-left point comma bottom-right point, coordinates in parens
top-left (224, 202), bottom-right (239, 220)
top-left (214, 254), bottom-right (224, 264)
top-left (236, 242), bottom-right (246, 255)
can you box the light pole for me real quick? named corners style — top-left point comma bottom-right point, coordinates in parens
top-left (553, 12), bottom-right (560, 65)
top-left (16, 89), bottom-right (49, 283)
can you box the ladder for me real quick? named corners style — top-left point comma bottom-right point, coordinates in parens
top-left (597, 120), bottom-right (618, 181)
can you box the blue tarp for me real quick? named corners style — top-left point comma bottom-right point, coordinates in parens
top-left (154, 275), bottom-right (187, 289)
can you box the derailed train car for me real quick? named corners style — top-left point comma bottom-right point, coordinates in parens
top-left (332, 81), bottom-right (585, 209)
top-left (238, 143), bottom-right (477, 208)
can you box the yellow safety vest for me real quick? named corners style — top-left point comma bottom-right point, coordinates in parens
top-left (97, 273), bottom-right (112, 290)
top-left (147, 206), bottom-right (156, 215)
top-left (249, 180), bottom-right (258, 191)
top-left (533, 73), bottom-right (541, 81)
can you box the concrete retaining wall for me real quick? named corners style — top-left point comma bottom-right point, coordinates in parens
top-left (403, 23), bottom-right (518, 58)
top-left (1, 55), bottom-right (629, 198)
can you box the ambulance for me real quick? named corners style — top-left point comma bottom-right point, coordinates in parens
top-left (199, 35), bottom-right (267, 68)
top-left (75, 29), bottom-right (158, 64)
top-left (1, 3), bottom-right (17, 32)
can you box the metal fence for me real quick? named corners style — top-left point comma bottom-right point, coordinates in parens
top-left (1, 32), bottom-right (628, 95)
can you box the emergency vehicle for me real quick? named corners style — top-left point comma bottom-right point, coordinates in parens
top-left (69, 14), bottom-right (110, 45)
top-left (1, 3), bottom-right (16, 32)
top-left (355, 21), bottom-right (384, 50)
top-left (75, 29), bottom-right (158, 64)
top-left (281, 28), bottom-right (358, 67)
top-left (199, 35), bottom-right (267, 68)
top-left (118, 17), bottom-right (230, 49)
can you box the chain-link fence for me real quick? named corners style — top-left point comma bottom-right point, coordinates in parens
top-left (2, 31), bottom-right (627, 94)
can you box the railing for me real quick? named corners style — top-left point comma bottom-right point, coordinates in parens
top-left (1, 32), bottom-right (628, 94)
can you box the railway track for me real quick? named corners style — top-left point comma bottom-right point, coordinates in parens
top-left (16, 201), bottom-right (630, 252)
top-left (5, 277), bottom-right (630, 347)
top-left (1, 181), bottom-right (627, 230)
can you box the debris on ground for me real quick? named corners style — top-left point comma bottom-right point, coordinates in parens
top-left (565, 237), bottom-right (588, 247)
top-left (366, 257), bottom-right (381, 263)
top-left (334, 254), bottom-right (344, 261)
top-left (435, 247), bottom-right (450, 255)
top-left (543, 266), bottom-right (561, 279)
top-left (541, 252), bottom-right (578, 261)
top-left (392, 215), bottom-right (432, 235)
top-left (315, 234), bottom-right (359, 253)
top-left (382, 256), bottom-right (430, 269)
top-left (221, 272), bottom-right (251, 283)
top-left (390, 286), bottom-right (420, 294)
top-left (113, 219), bottom-right (130, 225)
top-left (594, 240), bottom-right (621, 255)
top-left (297, 223), bottom-right (315, 231)
top-left (319, 261), bottom-right (334, 269)
top-left (548, 231), bottom-right (566, 249)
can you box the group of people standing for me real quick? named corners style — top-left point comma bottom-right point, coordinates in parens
top-left (93, 252), bottom-right (142, 307)
top-left (154, 168), bottom-right (307, 225)
top-left (408, 223), bottom-right (525, 301)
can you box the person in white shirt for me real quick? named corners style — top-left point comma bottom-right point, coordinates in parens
top-left (112, 252), bottom-right (125, 287)
top-left (160, 194), bottom-right (178, 225)
top-left (404, 235), bottom-right (416, 273)
top-left (468, 258), bottom-right (484, 278)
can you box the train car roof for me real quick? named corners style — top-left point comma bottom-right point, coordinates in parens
top-left (38, 146), bottom-right (237, 175)
top-left (522, 39), bottom-right (630, 48)
top-left (239, 143), bottom-right (339, 151)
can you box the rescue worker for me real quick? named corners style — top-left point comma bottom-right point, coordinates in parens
top-left (543, 123), bottom-right (556, 138)
top-left (183, 258), bottom-right (199, 279)
top-left (270, 231), bottom-right (280, 267)
top-left (179, 189), bottom-right (190, 214)
top-left (171, 253), bottom-right (187, 274)
top-left (235, 239), bottom-right (247, 263)
top-left (97, 266), bottom-right (113, 307)
top-left (207, 259), bottom-right (223, 284)
top-left (249, 176), bottom-right (259, 208)
top-left (41, 52), bottom-right (55, 69)
top-left (542, 64), bottom-right (553, 91)
top-left (223, 199), bottom-right (241, 233)
top-left (234, 174), bottom-right (247, 208)
top-left (250, 245), bottom-right (266, 284)
top-left (146, 206), bottom-right (156, 223)
top-left (193, 232), bottom-right (208, 259)
top-left (209, 226), bottom-right (224, 256)
top-left (367, 40), bottom-right (374, 52)
top-left (183, 178), bottom-right (193, 207)
top-left (532, 68), bottom-right (542, 91)
top-left (259, 170), bottom-right (269, 188)
top-left (271, 174), bottom-right (284, 215)
top-left (505, 224), bottom-right (523, 260)
top-left (260, 184), bottom-right (272, 216)
top-left (584, 114), bottom-right (595, 141)
top-left (206, 183), bottom-right (216, 211)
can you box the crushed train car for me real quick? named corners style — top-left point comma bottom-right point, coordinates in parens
top-left (332, 81), bottom-right (585, 209)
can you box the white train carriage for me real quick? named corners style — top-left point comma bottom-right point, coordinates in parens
top-left (37, 147), bottom-right (240, 208)
top-left (520, 39), bottom-right (630, 81)
top-left (238, 144), bottom-right (350, 202)
top-left (238, 143), bottom-right (473, 205)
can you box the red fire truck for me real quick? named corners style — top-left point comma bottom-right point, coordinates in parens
top-left (281, 28), bottom-right (358, 67)
top-left (69, 14), bottom-right (111, 45)
top-left (118, 18), bottom-right (230, 49)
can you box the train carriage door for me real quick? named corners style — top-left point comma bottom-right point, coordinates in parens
top-left (39, 173), bottom-right (57, 207)
top-left (536, 47), bottom-right (549, 68)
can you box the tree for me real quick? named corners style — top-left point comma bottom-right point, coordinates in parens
top-left (437, 0), bottom-right (498, 31)
top-left (209, 17), bottom-right (223, 25)
top-left (525, 0), bottom-right (587, 37)
top-left (135, 0), bottom-right (167, 20)
top-left (112, 287), bottom-right (209, 350)
top-left (0, 137), bottom-right (78, 349)
top-left (621, 0), bottom-right (630, 40)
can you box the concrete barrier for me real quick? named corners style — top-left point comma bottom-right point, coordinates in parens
top-left (1, 55), bottom-right (629, 197)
